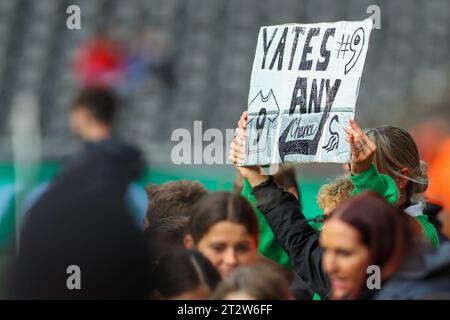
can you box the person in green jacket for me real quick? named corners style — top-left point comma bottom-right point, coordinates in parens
top-left (315, 163), bottom-right (439, 248)
top-left (345, 120), bottom-right (439, 248)
top-left (234, 113), bottom-right (439, 277)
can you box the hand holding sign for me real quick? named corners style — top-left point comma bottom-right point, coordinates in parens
top-left (344, 119), bottom-right (377, 174)
top-left (230, 111), bottom-right (248, 165)
top-left (229, 111), bottom-right (269, 187)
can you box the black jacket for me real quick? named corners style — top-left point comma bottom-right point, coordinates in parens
top-left (252, 177), bottom-right (331, 299)
top-left (374, 243), bottom-right (450, 299)
top-left (9, 138), bottom-right (150, 299)
top-left (424, 202), bottom-right (449, 243)
top-left (252, 177), bottom-right (450, 300)
top-left (54, 138), bottom-right (144, 195)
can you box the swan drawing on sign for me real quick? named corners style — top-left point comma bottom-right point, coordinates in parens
top-left (322, 115), bottom-right (339, 152)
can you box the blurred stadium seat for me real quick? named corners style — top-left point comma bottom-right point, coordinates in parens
top-left (0, 0), bottom-right (448, 166)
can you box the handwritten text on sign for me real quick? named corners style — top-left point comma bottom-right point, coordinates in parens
top-left (244, 19), bottom-right (372, 165)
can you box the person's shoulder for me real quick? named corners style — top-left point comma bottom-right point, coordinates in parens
top-left (375, 245), bottom-right (450, 299)
top-left (91, 138), bottom-right (142, 157)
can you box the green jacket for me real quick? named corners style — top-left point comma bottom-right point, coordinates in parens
top-left (349, 164), bottom-right (439, 248)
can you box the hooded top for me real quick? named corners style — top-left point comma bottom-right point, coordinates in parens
top-left (8, 138), bottom-right (150, 299)
top-left (55, 138), bottom-right (144, 193)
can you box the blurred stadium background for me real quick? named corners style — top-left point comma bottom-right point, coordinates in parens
top-left (0, 0), bottom-right (449, 255)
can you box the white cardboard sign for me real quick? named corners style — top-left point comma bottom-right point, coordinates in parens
top-left (244, 19), bottom-right (373, 165)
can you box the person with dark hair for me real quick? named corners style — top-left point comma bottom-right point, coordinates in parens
top-left (145, 215), bottom-right (189, 269)
top-left (144, 180), bottom-right (207, 229)
top-left (152, 249), bottom-right (221, 300)
top-left (184, 192), bottom-right (259, 278)
top-left (212, 263), bottom-right (293, 300)
top-left (71, 88), bottom-right (118, 137)
top-left (19, 89), bottom-right (146, 229)
top-left (65, 89), bottom-right (144, 182)
top-left (62, 88), bottom-right (145, 225)
top-left (7, 88), bottom-right (150, 299)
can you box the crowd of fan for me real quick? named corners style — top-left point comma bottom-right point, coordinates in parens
top-left (4, 88), bottom-right (450, 300)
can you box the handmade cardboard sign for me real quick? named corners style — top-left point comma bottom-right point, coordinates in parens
top-left (244, 19), bottom-right (373, 165)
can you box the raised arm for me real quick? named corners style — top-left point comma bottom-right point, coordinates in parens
top-left (251, 177), bottom-right (330, 298)
top-left (345, 119), bottom-right (399, 205)
top-left (229, 113), bottom-right (330, 297)
top-left (230, 112), bottom-right (291, 267)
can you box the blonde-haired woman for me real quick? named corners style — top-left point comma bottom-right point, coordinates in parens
top-left (345, 121), bottom-right (439, 247)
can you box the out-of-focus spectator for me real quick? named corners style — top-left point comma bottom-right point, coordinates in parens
top-left (8, 89), bottom-right (150, 299)
top-left (212, 263), bottom-right (293, 300)
top-left (67, 88), bottom-right (146, 224)
top-left (152, 249), bottom-right (220, 300)
top-left (66, 88), bottom-right (144, 189)
top-left (426, 138), bottom-right (450, 237)
top-left (13, 89), bottom-right (147, 229)
top-left (8, 89), bottom-right (150, 297)
top-left (124, 30), bottom-right (176, 92)
top-left (73, 31), bottom-right (126, 90)
top-left (9, 188), bottom-right (151, 299)
top-left (410, 117), bottom-right (449, 166)
top-left (411, 117), bottom-right (450, 238)
top-left (10, 136), bottom-right (151, 299)
top-left (317, 178), bottom-right (354, 216)
top-left (145, 215), bottom-right (189, 270)
top-left (144, 180), bottom-right (207, 229)
top-left (72, 29), bottom-right (175, 97)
